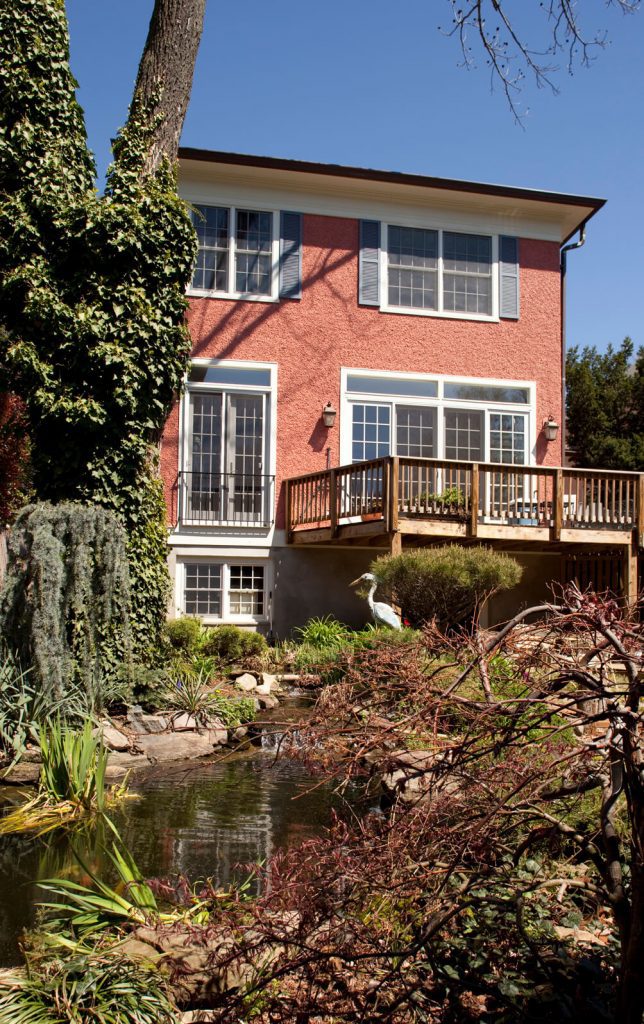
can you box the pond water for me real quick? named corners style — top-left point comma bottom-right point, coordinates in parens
top-left (0, 700), bottom-right (346, 966)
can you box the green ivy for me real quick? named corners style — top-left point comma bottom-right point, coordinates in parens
top-left (0, 0), bottom-right (196, 657)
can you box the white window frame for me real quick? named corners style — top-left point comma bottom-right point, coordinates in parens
top-left (178, 359), bottom-right (278, 531)
top-left (381, 223), bottom-right (500, 322)
top-left (188, 205), bottom-right (280, 303)
top-left (340, 368), bottom-right (536, 466)
top-left (176, 558), bottom-right (270, 626)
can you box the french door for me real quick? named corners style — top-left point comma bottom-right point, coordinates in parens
top-left (188, 392), bottom-right (265, 523)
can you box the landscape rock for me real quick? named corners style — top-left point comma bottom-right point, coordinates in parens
top-left (380, 749), bottom-right (449, 805)
top-left (107, 751), bottom-right (150, 770)
top-left (105, 764), bottom-right (129, 781)
top-left (206, 725), bottom-right (228, 746)
top-left (98, 722), bottom-right (130, 752)
top-left (260, 672), bottom-right (278, 691)
top-left (257, 694), bottom-right (279, 710)
top-left (119, 936), bottom-right (161, 963)
top-left (1, 762), bottom-right (40, 785)
top-left (255, 682), bottom-right (272, 696)
top-left (20, 747), bottom-right (42, 764)
top-left (235, 673), bottom-right (257, 692)
top-left (127, 707), bottom-right (169, 734)
top-left (172, 713), bottom-right (198, 732)
top-left (137, 732), bottom-right (215, 763)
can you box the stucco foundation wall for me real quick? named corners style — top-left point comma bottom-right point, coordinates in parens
top-left (272, 545), bottom-right (383, 637)
top-left (161, 214), bottom-right (562, 529)
top-left (487, 552), bottom-right (563, 624)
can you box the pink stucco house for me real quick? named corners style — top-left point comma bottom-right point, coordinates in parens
top-left (161, 150), bottom-right (642, 634)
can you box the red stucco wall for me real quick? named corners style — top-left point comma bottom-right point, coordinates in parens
top-left (161, 214), bottom-right (562, 528)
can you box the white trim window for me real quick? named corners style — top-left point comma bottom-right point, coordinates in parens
top-left (180, 559), bottom-right (268, 624)
top-left (180, 361), bottom-right (276, 530)
top-left (189, 204), bottom-right (278, 300)
top-left (382, 225), bottom-right (497, 320)
top-left (341, 370), bottom-right (535, 468)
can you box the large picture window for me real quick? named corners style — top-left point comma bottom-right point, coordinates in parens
top-left (190, 205), bottom-right (276, 298)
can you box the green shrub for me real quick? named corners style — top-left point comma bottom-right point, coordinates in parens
top-left (0, 503), bottom-right (132, 700)
top-left (370, 545), bottom-right (522, 630)
top-left (201, 625), bottom-right (267, 663)
top-left (164, 616), bottom-right (203, 655)
top-left (115, 663), bottom-right (171, 711)
top-left (295, 615), bottom-right (350, 649)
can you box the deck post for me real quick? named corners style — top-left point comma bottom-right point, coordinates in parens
top-left (389, 457), bottom-right (399, 533)
top-left (329, 468), bottom-right (338, 538)
top-left (553, 469), bottom-right (563, 542)
top-left (624, 538), bottom-right (639, 612)
top-left (638, 473), bottom-right (644, 550)
top-left (285, 479), bottom-right (292, 543)
top-left (470, 464), bottom-right (479, 538)
top-left (389, 531), bottom-right (402, 557)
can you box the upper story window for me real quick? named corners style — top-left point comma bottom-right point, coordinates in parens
top-left (386, 227), bottom-right (493, 317)
top-left (360, 221), bottom-right (519, 322)
top-left (190, 205), bottom-right (278, 300)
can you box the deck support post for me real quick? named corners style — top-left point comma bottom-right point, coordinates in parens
top-left (624, 538), bottom-right (638, 612)
top-left (553, 469), bottom-right (563, 542)
top-left (470, 464), bottom-right (479, 538)
top-left (389, 457), bottom-right (399, 533)
top-left (285, 479), bottom-right (292, 544)
top-left (389, 531), bottom-right (402, 557)
top-left (638, 473), bottom-right (644, 550)
top-left (329, 469), bottom-right (338, 538)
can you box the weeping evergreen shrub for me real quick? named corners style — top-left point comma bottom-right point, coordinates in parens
top-left (0, 503), bottom-right (132, 699)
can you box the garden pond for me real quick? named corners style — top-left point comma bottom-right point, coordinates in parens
top-left (0, 697), bottom-right (351, 966)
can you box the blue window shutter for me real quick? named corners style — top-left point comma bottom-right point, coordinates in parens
top-left (279, 212), bottom-right (302, 299)
top-left (499, 236), bottom-right (520, 319)
top-left (359, 220), bottom-right (380, 306)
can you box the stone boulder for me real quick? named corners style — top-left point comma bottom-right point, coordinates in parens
top-left (172, 713), bottom-right (198, 732)
top-left (380, 748), bottom-right (456, 805)
top-left (235, 673), bottom-right (257, 692)
top-left (96, 722), bottom-right (130, 752)
top-left (256, 694), bottom-right (279, 710)
top-left (137, 733), bottom-right (215, 763)
top-left (127, 707), bottom-right (169, 734)
top-left (259, 672), bottom-right (279, 692)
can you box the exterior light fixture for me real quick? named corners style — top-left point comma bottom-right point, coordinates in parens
top-left (322, 401), bottom-right (337, 428)
top-left (544, 415), bottom-right (559, 442)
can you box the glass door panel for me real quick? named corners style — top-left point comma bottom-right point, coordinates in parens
top-left (189, 393), bottom-right (223, 518)
top-left (489, 413), bottom-right (527, 518)
top-left (396, 405), bottom-right (437, 507)
top-left (227, 394), bottom-right (264, 522)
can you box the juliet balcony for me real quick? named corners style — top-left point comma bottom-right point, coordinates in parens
top-left (177, 471), bottom-right (275, 528)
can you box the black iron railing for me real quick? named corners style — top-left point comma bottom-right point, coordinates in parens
top-left (178, 471), bottom-right (274, 527)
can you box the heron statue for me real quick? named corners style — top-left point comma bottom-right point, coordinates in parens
top-left (350, 572), bottom-right (402, 630)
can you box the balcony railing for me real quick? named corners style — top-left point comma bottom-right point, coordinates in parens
top-left (286, 456), bottom-right (644, 545)
top-left (178, 471), bottom-right (274, 528)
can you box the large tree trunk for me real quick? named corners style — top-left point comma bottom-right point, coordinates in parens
top-left (130, 0), bottom-right (207, 174)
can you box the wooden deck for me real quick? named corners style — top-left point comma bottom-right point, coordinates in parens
top-left (286, 456), bottom-right (644, 598)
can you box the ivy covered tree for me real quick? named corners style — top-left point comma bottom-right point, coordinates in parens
top-left (0, 0), bottom-right (206, 657)
top-left (566, 338), bottom-right (644, 470)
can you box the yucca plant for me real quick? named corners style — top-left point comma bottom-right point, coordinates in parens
top-left (160, 668), bottom-right (254, 727)
top-left (0, 720), bottom-right (127, 836)
top-left (294, 615), bottom-right (350, 649)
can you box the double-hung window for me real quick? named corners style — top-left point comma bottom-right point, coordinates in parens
top-left (383, 227), bottom-right (495, 318)
top-left (182, 561), bottom-right (267, 622)
top-left (190, 205), bottom-right (276, 299)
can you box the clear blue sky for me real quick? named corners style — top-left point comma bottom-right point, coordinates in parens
top-left (65, 0), bottom-right (644, 357)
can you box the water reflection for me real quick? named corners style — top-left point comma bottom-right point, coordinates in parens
top-left (0, 749), bottom-right (341, 966)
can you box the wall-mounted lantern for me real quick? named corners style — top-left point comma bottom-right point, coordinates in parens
top-left (322, 401), bottom-right (337, 429)
top-left (544, 415), bottom-right (559, 442)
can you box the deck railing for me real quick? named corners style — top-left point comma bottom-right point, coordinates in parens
top-left (286, 456), bottom-right (644, 544)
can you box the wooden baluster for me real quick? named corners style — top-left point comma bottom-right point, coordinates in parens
top-left (470, 464), bottom-right (479, 537)
top-left (329, 468), bottom-right (337, 536)
top-left (553, 468), bottom-right (563, 541)
top-left (390, 456), bottom-right (400, 533)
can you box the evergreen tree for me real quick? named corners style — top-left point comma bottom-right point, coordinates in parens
top-left (566, 338), bottom-right (644, 470)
